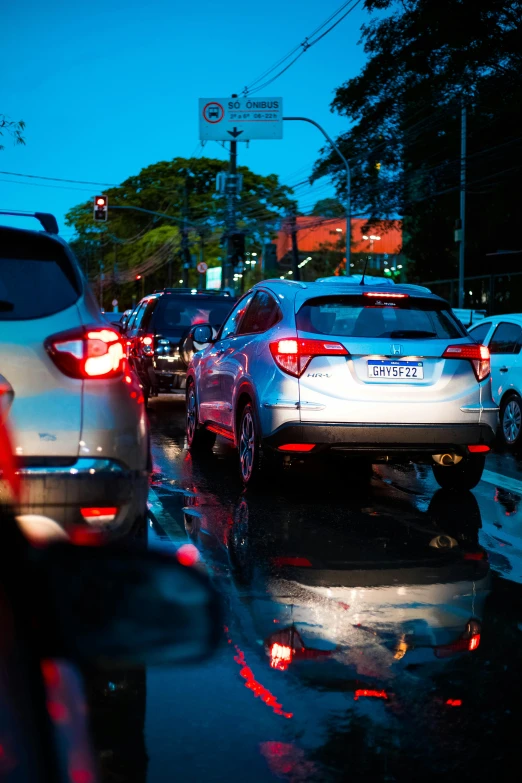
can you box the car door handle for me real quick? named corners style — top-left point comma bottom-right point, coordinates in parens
top-left (500, 366), bottom-right (509, 373)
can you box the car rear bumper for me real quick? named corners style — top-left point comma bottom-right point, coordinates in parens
top-left (16, 458), bottom-right (149, 540)
top-left (263, 422), bottom-right (496, 455)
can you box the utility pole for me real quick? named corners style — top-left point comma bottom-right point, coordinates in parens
top-left (458, 104), bottom-right (467, 309)
top-left (288, 212), bottom-right (301, 281)
top-left (198, 231), bottom-right (205, 291)
top-left (225, 94), bottom-right (239, 291)
top-left (181, 184), bottom-right (191, 287)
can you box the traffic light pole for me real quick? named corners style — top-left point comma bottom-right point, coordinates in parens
top-left (283, 117), bottom-right (351, 276)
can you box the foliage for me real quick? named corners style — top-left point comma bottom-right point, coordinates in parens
top-left (66, 156), bottom-right (295, 307)
top-left (311, 198), bottom-right (345, 217)
top-left (314, 0), bottom-right (522, 296)
top-left (0, 115), bottom-right (26, 150)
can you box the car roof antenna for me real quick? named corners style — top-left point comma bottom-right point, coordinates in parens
top-left (360, 256), bottom-right (370, 286)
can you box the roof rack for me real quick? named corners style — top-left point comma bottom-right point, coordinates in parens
top-left (0, 210), bottom-right (59, 234)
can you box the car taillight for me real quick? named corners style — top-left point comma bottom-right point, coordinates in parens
top-left (363, 292), bottom-right (408, 299)
top-left (443, 343), bottom-right (490, 381)
top-left (434, 619), bottom-right (481, 658)
top-left (45, 326), bottom-right (125, 379)
top-left (269, 338), bottom-right (348, 377)
top-left (140, 333), bottom-right (154, 355)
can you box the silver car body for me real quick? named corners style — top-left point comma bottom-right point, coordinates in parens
top-left (0, 223), bottom-right (149, 537)
top-left (188, 279), bottom-right (498, 456)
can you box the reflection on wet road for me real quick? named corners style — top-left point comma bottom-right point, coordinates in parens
top-left (100, 397), bottom-right (522, 781)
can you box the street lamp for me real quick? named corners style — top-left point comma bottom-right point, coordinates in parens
top-left (284, 116), bottom-right (352, 276)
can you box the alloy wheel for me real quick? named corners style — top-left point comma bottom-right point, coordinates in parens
top-left (503, 399), bottom-right (522, 444)
top-left (239, 410), bottom-right (256, 482)
top-left (186, 387), bottom-right (197, 443)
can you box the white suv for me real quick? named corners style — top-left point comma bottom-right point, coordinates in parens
top-left (186, 279), bottom-right (497, 489)
top-left (0, 213), bottom-right (149, 539)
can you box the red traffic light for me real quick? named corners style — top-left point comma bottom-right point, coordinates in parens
top-left (93, 195), bottom-right (108, 222)
top-left (135, 275), bottom-right (142, 281)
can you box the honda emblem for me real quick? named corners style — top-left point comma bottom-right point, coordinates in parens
top-left (391, 344), bottom-right (402, 355)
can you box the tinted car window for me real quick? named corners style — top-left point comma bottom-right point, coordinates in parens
top-left (129, 302), bottom-right (147, 330)
top-left (141, 299), bottom-right (158, 331)
top-left (489, 322), bottom-right (522, 354)
top-left (220, 293), bottom-right (255, 339)
top-left (238, 291), bottom-right (281, 335)
top-left (155, 296), bottom-right (236, 331)
top-left (468, 322), bottom-right (491, 344)
top-left (0, 229), bottom-right (81, 320)
top-left (297, 295), bottom-right (464, 339)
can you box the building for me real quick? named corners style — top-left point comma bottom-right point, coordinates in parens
top-left (276, 216), bottom-right (403, 276)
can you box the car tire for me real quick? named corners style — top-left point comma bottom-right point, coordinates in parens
top-left (431, 454), bottom-right (486, 491)
top-left (500, 393), bottom-right (522, 449)
top-left (186, 382), bottom-right (216, 452)
top-left (237, 402), bottom-right (265, 487)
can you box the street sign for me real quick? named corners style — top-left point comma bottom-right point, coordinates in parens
top-left (199, 97), bottom-right (283, 141)
top-left (111, 299), bottom-right (118, 307)
top-left (197, 261), bottom-right (208, 274)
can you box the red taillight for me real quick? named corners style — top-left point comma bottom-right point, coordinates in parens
top-left (434, 620), bottom-right (481, 658)
top-left (80, 507), bottom-right (118, 524)
top-left (443, 343), bottom-right (490, 381)
top-left (468, 444), bottom-right (490, 453)
top-left (363, 292), bottom-right (408, 299)
top-left (354, 689), bottom-right (388, 701)
top-left (278, 443), bottom-right (315, 453)
top-left (446, 698), bottom-right (462, 707)
top-left (140, 333), bottom-right (154, 354)
top-left (463, 550), bottom-right (487, 561)
top-left (45, 326), bottom-right (125, 379)
top-left (270, 643), bottom-right (293, 670)
top-left (269, 338), bottom-right (348, 377)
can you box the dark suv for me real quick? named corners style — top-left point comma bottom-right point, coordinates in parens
top-left (125, 288), bottom-right (236, 403)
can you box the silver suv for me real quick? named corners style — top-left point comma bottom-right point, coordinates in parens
top-left (186, 278), bottom-right (498, 490)
top-left (0, 214), bottom-right (149, 540)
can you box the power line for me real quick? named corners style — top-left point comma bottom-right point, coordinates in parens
top-left (0, 170), bottom-right (119, 186)
top-left (243, 0), bottom-right (362, 96)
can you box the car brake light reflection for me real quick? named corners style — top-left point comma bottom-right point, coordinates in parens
top-left (80, 507), bottom-right (118, 524)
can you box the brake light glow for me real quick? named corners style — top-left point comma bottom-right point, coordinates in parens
top-left (46, 326), bottom-right (125, 379)
top-left (278, 443), bottom-right (315, 453)
top-left (270, 338), bottom-right (348, 377)
top-left (468, 444), bottom-right (490, 453)
top-left (363, 292), bottom-right (408, 299)
top-left (464, 551), bottom-right (487, 561)
top-left (140, 333), bottom-right (155, 354)
top-left (443, 343), bottom-right (490, 381)
top-left (446, 698), bottom-right (462, 707)
top-left (80, 507), bottom-right (118, 525)
top-left (354, 689), bottom-right (388, 701)
top-left (270, 644), bottom-right (293, 670)
top-left (434, 633), bottom-right (481, 657)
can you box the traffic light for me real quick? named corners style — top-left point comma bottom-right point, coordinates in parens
top-left (230, 232), bottom-right (245, 262)
top-left (93, 195), bottom-right (108, 222)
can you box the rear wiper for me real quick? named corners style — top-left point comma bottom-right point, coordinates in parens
top-left (0, 301), bottom-right (14, 312)
top-left (389, 330), bottom-right (437, 338)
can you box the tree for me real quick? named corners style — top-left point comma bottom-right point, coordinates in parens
top-left (314, 0), bottom-right (522, 299)
top-left (0, 114), bottom-right (25, 150)
top-left (66, 156), bottom-right (295, 307)
top-left (311, 198), bottom-right (345, 217)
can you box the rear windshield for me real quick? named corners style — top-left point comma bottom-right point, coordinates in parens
top-left (155, 296), bottom-right (236, 330)
top-left (0, 230), bottom-right (81, 320)
top-left (297, 295), bottom-right (465, 339)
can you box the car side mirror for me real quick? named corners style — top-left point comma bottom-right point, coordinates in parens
top-left (193, 324), bottom-right (214, 346)
top-left (39, 543), bottom-right (222, 667)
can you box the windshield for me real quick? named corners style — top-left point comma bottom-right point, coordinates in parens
top-left (155, 297), bottom-right (236, 330)
top-left (297, 295), bottom-right (465, 339)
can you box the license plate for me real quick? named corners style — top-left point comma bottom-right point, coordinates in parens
top-left (367, 360), bottom-right (424, 380)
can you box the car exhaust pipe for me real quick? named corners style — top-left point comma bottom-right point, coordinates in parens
top-left (432, 452), bottom-right (463, 466)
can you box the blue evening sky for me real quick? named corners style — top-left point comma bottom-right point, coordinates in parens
top-left (1, 0), bottom-right (371, 238)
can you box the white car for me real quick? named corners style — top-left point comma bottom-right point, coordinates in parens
top-left (468, 314), bottom-right (522, 447)
top-left (0, 212), bottom-right (150, 540)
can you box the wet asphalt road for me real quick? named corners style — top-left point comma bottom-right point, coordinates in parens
top-left (94, 396), bottom-right (522, 782)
